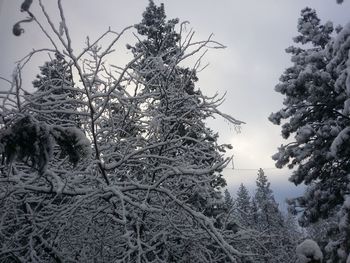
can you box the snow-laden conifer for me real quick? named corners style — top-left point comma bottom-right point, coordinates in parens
top-left (270, 7), bottom-right (350, 261)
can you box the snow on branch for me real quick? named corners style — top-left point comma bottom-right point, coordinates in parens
top-left (0, 1), bottom-right (245, 261)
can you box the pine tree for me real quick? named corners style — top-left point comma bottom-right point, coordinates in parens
top-left (234, 183), bottom-right (252, 228)
top-left (253, 169), bottom-right (281, 232)
top-left (130, 0), bottom-right (232, 206)
top-left (222, 189), bottom-right (238, 231)
top-left (224, 189), bottom-right (234, 208)
top-left (269, 7), bottom-right (350, 261)
top-left (252, 169), bottom-right (296, 262)
top-left (0, 51), bottom-right (90, 173)
top-left (25, 52), bottom-right (80, 126)
top-left (123, 1), bottom-right (242, 260)
top-left (236, 184), bottom-right (250, 213)
top-left (0, 53), bottom-right (91, 262)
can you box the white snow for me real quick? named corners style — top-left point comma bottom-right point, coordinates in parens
top-left (344, 196), bottom-right (350, 209)
top-left (296, 239), bottom-right (323, 263)
top-left (344, 98), bottom-right (350, 115)
top-left (330, 127), bottom-right (350, 157)
top-left (296, 125), bottom-right (314, 143)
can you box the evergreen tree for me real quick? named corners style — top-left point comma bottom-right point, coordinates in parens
top-left (234, 183), bottom-right (252, 229)
top-left (25, 52), bottom-right (80, 126)
top-left (253, 169), bottom-right (281, 232)
top-left (123, 1), bottom-right (242, 260)
top-left (220, 186), bottom-right (256, 262)
top-left (0, 54), bottom-right (90, 261)
top-left (269, 7), bottom-right (350, 261)
top-left (236, 184), bottom-right (251, 215)
top-left (252, 169), bottom-right (296, 263)
top-left (222, 189), bottom-right (236, 229)
top-left (224, 188), bottom-right (235, 211)
top-left (129, 0), bottom-right (232, 207)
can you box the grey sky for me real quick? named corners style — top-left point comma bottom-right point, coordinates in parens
top-left (0, 0), bottom-right (349, 202)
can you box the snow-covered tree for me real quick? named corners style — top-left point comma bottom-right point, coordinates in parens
top-left (296, 239), bottom-right (323, 263)
top-left (223, 184), bottom-right (259, 262)
top-left (129, 0), bottom-right (232, 193)
top-left (251, 169), bottom-right (297, 262)
top-left (222, 189), bottom-right (238, 230)
top-left (269, 7), bottom-right (350, 261)
top-left (230, 183), bottom-right (252, 231)
top-left (235, 184), bottom-right (251, 215)
top-left (25, 52), bottom-right (81, 126)
top-left (121, 1), bottom-right (244, 260)
top-left (0, 1), bottom-right (245, 262)
top-left (253, 169), bottom-right (282, 232)
top-left (224, 188), bottom-right (235, 211)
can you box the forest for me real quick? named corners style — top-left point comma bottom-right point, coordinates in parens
top-left (0, 0), bottom-right (349, 262)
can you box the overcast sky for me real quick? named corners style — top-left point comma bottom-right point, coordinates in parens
top-left (0, 0), bottom-right (349, 203)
